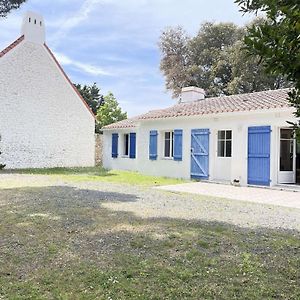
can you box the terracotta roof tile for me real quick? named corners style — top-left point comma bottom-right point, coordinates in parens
top-left (104, 89), bottom-right (292, 130)
top-left (0, 36), bottom-right (24, 58)
top-left (139, 89), bottom-right (291, 120)
top-left (104, 117), bottom-right (139, 129)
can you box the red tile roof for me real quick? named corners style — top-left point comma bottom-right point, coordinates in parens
top-left (104, 89), bottom-right (292, 129)
top-left (104, 117), bottom-right (139, 129)
top-left (0, 35), bottom-right (24, 58)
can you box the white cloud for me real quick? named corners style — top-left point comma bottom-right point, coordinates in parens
top-left (54, 51), bottom-right (111, 76)
top-left (51, 0), bottom-right (102, 45)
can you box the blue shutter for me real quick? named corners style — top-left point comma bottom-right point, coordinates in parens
top-left (112, 133), bottom-right (119, 158)
top-left (191, 129), bottom-right (210, 179)
top-left (248, 126), bottom-right (271, 186)
top-left (149, 130), bottom-right (158, 160)
top-left (129, 133), bottom-right (136, 159)
top-left (174, 129), bottom-right (183, 161)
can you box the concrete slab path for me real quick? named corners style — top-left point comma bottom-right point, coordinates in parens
top-left (157, 182), bottom-right (300, 209)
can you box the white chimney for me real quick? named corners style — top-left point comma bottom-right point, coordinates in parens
top-left (181, 86), bottom-right (205, 103)
top-left (21, 11), bottom-right (45, 44)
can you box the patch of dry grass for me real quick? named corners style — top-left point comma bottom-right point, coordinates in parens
top-left (0, 185), bottom-right (299, 299)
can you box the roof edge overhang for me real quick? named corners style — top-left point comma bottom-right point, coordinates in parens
top-left (0, 35), bottom-right (25, 58)
top-left (139, 106), bottom-right (296, 123)
top-left (43, 43), bottom-right (96, 120)
top-left (0, 36), bottom-right (96, 120)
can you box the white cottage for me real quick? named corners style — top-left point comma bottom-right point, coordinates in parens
top-left (0, 12), bottom-right (95, 169)
top-left (103, 87), bottom-right (300, 187)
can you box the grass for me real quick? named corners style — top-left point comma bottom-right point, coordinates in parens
top-left (0, 184), bottom-right (299, 299)
top-left (1, 166), bottom-right (186, 186)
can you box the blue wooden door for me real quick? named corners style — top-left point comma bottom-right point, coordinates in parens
top-left (248, 126), bottom-right (271, 186)
top-left (191, 129), bottom-right (210, 179)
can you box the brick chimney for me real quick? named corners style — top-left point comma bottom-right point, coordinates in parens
top-left (180, 86), bottom-right (205, 103)
top-left (21, 11), bottom-right (45, 44)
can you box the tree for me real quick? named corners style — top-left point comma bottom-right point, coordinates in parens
top-left (74, 83), bottom-right (104, 115)
top-left (235, 0), bottom-right (300, 130)
top-left (159, 26), bottom-right (191, 98)
top-left (159, 21), bottom-right (290, 99)
top-left (0, 0), bottom-right (27, 17)
top-left (96, 92), bottom-right (127, 131)
top-left (226, 40), bottom-right (289, 94)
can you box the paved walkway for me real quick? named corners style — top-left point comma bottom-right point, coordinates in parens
top-left (157, 182), bottom-right (300, 209)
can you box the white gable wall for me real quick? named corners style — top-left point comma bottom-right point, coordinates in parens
top-left (0, 41), bottom-right (95, 168)
top-left (103, 108), bottom-right (297, 186)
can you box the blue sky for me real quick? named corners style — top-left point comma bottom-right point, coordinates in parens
top-left (0, 0), bottom-right (253, 116)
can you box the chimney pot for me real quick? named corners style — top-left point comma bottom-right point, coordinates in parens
top-left (180, 86), bottom-right (205, 103)
top-left (21, 11), bottom-right (45, 44)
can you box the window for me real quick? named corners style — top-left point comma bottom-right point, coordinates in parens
top-left (217, 130), bottom-right (232, 157)
top-left (280, 129), bottom-right (294, 171)
top-left (123, 134), bottom-right (129, 156)
top-left (164, 131), bottom-right (174, 158)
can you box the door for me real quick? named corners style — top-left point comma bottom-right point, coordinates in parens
top-left (191, 129), bottom-right (210, 179)
top-left (248, 126), bottom-right (271, 186)
top-left (278, 128), bottom-right (296, 184)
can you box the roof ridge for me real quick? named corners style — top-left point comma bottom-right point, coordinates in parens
top-left (177, 88), bottom-right (290, 104)
top-left (0, 35), bottom-right (24, 58)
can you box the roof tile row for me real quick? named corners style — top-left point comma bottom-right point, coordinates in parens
top-left (0, 35), bottom-right (24, 58)
top-left (104, 89), bottom-right (292, 129)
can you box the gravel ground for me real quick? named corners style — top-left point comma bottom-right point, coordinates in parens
top-left (74, 181), bottom-right (300, 231)
top-left (1, 174), bottom-right (299, 231)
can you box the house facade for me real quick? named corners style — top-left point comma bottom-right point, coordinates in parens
top-left (0, 12), bottom-right (95, 169)
top-left (103, 87), bottom-right (300, 187)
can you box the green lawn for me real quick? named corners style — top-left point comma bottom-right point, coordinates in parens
top-left (1, 167), bottom-right (186, 186)
top-left (0, 171), bottom-right (299, 299)
top-left (0, 184), bottom-right (299, 299)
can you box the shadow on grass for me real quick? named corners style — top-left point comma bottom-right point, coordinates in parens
top-left (0, 185), bottom-right (299, 299)
top-left (0, 166), bottom-right (115, 177)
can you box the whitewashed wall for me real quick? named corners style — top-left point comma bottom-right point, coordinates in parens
top-left (0, 41), bottom-right (95, 169)
top-left (103, 129), bottom-right (138, 171)
top-left (103, 108), bottom-right (296, 186)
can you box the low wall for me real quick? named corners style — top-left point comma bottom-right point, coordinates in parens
top-left (95, 134), bottom-right (103, 166)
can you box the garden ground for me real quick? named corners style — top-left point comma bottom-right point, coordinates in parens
top-left (0, 168), bottom-right (299, 299)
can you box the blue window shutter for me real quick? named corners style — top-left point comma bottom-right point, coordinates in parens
top-left (174, 129), bottom-right (183, 161)
top-left (129, 133), bottom-right (136, 159)
top-left (112, 133), bottom-right (118, 158)
top-left (149, 130), bottom-right (158, 160)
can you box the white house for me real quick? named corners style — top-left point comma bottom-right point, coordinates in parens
top-left (0, 12), bottom-right (96, 169)
top-left (103, 87), bottom-right (300, 187)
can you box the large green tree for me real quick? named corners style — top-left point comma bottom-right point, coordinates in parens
top-left (74, 83), bottom-right (104, 115)
top-left (235, 0), bottom-right (300, 129)
top-left (96, 92), bottom-right (127, 131)
top-left (0, 0), bottom-right (27, 17)
top-left (159, 21), bottom-right (290, 98)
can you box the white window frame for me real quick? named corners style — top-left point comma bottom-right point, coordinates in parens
top-left (163, 131), bottom-right (174, 159)
top-left (217, 130), bottom-right (232, 158)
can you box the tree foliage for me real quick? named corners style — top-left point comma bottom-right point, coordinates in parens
top-left (159, 21), bottom-right (290, 98)
top-left (0, 0), bottom-right (27, 17)
top-left (96, 92), bottom-right (127, 131)
top-left (74, 83), bottom-right (104, 115)
top-left (235, 0), bottom-right (300, 129)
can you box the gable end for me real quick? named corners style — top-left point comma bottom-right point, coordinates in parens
top-left (0, 36), bottom-right (24, 58)
top-left (43, 43), bottom-right (96, 120)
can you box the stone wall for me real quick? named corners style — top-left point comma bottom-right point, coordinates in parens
top-left (95, 134), bottom-right (103, 166)
top-left (0, 40), bottom-right (95, 168)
